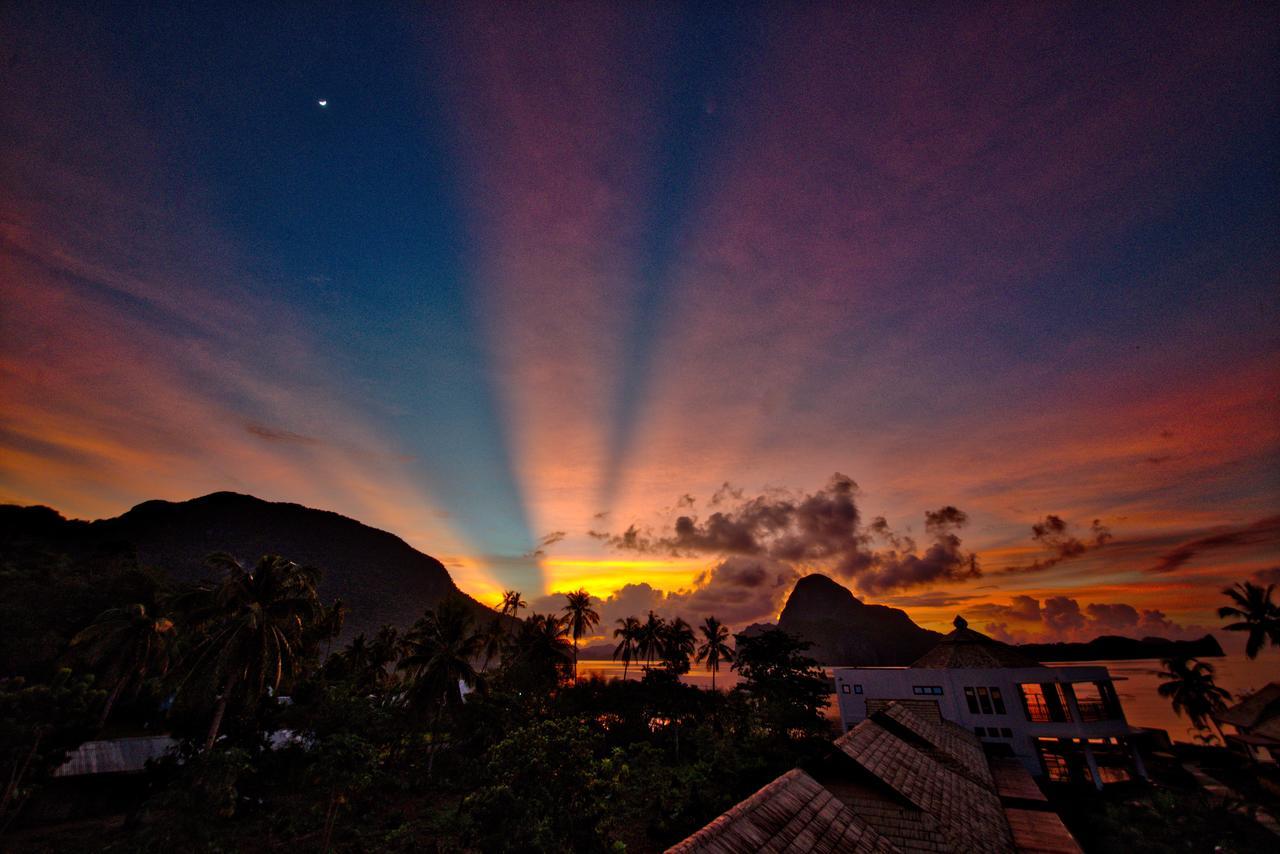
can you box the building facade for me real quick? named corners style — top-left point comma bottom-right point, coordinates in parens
top-left (834, 616), bottom-right (1147, 788)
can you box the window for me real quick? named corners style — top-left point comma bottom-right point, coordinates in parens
top-left (1042, 751), bottom-right (1070, 783)
top-left (977, 687), bottom-right (994, 714)
top-left (912, 685), bottom-right (943, 696)
top-left (975, 726), bottom-right (986, 737)
top-left (991, 687), bottom-right (1007, 715)
top-left (965, 686), bottom-right (1007, 715)
top-left (854, 684), bottom-right (863, 695)
top-left (1019, 683), bottom-right (1073, 723)
top-left (841, 683), bottom-right (851, 694)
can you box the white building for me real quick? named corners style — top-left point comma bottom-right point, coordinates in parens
top-left (834, 616), bottom-right (1147, 789)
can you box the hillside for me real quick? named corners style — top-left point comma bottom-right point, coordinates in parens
top-left (776, 573), bottom-right (942, 664)
top-left (1, 492), bottom-right (499, 640)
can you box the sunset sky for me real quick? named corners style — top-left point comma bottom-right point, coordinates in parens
top-left (2, 2), bottom-right (1277, 643)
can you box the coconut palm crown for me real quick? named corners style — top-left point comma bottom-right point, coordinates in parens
top-left (1217, 581), bottom-right (1280, 660)
top-left (695, 616), bottom-right (734, 690)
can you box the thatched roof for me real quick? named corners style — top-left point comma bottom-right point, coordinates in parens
top-left (910, 616), bottom-right (1040, 669)
top-left (666, 768), bottom-right (898, 853)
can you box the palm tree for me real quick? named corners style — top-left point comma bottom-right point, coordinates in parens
top-left (316, 599), bottom-right (347, 660)
top-left (478, 616), bottom-right (507, 672)
top-left (508, 612), bottom-right (574, 692)
top-left (562, 589), bottom-right (600, 682)
top-left (636, 611), bottom-right (666, 670)
top-left (662, 618), bottom-right (696, 673)
top-left (174, 553), bottom-right (322, 751)
top-left (695, 616), bottom-right (734, 690)
top-left (71, 602), bottom-right (176, 727)
top-left (1218, 581), bottom-right (1280, 659)
top-left (612, 616), bottom-right (640, 679)
top-left (500, 590), bottom-right (527, 617)
top-left (1157, 657), bottom-right (1233, 742)
top-left (397, 597), bottom-right (486, 775)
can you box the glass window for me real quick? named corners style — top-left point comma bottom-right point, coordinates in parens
top-left (1042, 751), bottom-right (1070, 783)
top-left (841, 683), bottom-right (851, 694)
top-left (1019, 684), bottom-right (1053, 722)
top-left (964, 686), bottom-right (980, 714)
top-left (977, 687), bottom-right (994, 715)
top-left (854, 684), bottom-right (863, 695)
top-left (991, 687), bottom-right (1007, 715)
top-left (912, 685), bottom-right (943, 696)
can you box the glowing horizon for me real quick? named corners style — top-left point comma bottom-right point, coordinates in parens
top-left (2, 3), bottom-right (1277, 645)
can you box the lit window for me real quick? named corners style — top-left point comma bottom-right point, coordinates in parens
top-left (912, 685), bottom-right (943, 696)
top-left (854, 684), bottom-right (863, 694)
top-left (1042, 752), bottom-right (1070, 783)
top-left (1019, 683), bottom-right (1072, 723)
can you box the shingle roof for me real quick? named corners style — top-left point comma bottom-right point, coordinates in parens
top-left (872, 703), bottom-right (993, 788)
top-left (1215, 682), bottom-right (1280, 730)
top-left (833, 714), bottom-right (1016, 854)
top-left (669, 703), bottom-right (1030, 854)
top-left (666, 768), bottom-right (900, 854)
top-left (910, 616), bottom-right (1040, 669)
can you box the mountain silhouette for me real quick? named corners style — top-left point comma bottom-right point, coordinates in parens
top-left (2, 492), bottom-right (499, 640)
top-left (775, 573), bottom-right (942, 664)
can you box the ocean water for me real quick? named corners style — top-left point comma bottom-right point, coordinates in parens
top-left (576, 648), bottom-right (1279, 740)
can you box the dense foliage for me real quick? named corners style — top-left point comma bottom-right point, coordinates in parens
top-left (0, 526), bottom-right (833, 852)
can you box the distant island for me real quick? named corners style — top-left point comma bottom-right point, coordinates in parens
top-left (586, 573), bottom-right (1224, 666)
top-left (1016, 633), bottom-right (1223, 661)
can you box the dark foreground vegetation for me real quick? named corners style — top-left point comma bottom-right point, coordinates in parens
top-left (0, 520), bottom-right (832, 852)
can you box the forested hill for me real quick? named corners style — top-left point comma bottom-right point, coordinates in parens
top-left (0, 492), bottom-right (497, 641)
top-left (1016, 634), bottom-right (1225, 662)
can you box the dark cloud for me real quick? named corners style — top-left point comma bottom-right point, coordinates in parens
top-left (975, 594), bottom-right (1205, 642)
top-left (880, 591), bottom-right (979, 609)
top-left (1253, 567), bottom-right (1280, 584)
top-left (524, 530), bottom-right (567, 559)
top-left (1147, 515), bottom-right (1280, 573)
top-left (1000, 514), bottom-right (1113, 575)
top-left (245, 422), bottom-right (319, 445)
top-left (594, 473), bottom-right (980, 595)
top-left (1083, 602), bottom-right (1139, 630)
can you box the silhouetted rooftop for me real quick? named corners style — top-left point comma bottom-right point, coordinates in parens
top-left (910, 616), bottom-right (1041, 669)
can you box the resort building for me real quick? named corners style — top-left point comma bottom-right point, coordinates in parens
top-left (669, 700), bottom-right (1081, 853)
top-left (833, 616), bottom-right (1146, 789)
top-left (1214, 682), bottom-right (1280, 764)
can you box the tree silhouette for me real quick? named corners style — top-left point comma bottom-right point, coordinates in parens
top-left (562, 590), bottom-right (600, 682)
top-left (1217, 581), bottom-right (1280, 659)
top-left (612, 617), bottom-right (640, 680)
top-left (661, 617), bottom-right (696, 674)
top-left (173, 553), bottom-right (322, 750)
top-left (695, 616), bottom-right (734, 690)
top-left (499, 590), bottom-right (527, 618)
top-left (636, 611), bottom-right (665, 670)
top-left (71, 602), bottom-right (175, 728)
top-left (397, 597), bottom-right (485, 776)
top-left (1157, 656), bottom-right (1232, 743)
